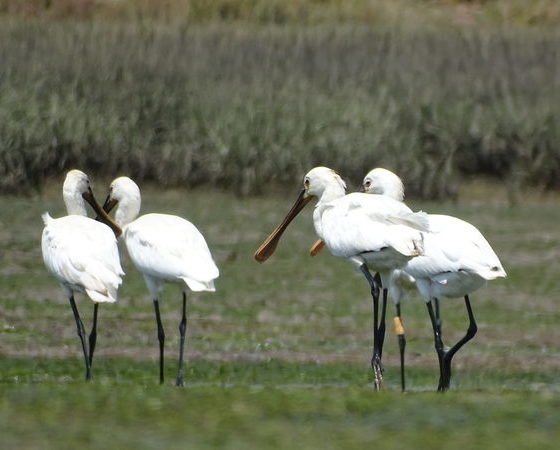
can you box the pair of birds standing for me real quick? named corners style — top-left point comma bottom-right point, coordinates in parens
top-left (41, 170), bottom-right (219, 385)
top-left (255, 167), bottom-right (506, 391)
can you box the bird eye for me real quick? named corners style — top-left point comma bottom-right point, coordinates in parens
top-left (304, 178), bottom-right (310, 188)
top-left (364, 180), bottom-right (371, 187)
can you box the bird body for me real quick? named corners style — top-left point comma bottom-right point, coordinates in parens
top-left (254, 166), bottom-right (429, 389)
top-left (41, 169), bottom-right (123, 380)
top-left (123, 213), bottom-right (218, 295)
top-left (103, 176), bottom-right (218, 385)
top-left (307, 170), bottom-right (428, 273)
top-left (362, 167), bottom-right (506, 391)
top-left (42, 213), bottom-right (123, 303)
top-left (405, 213), bottom-right (506, 300)
top-left (362, 168), bottom-right (506, 301)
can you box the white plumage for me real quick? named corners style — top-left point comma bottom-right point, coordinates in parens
top-left (42, 214), bottom-right (123, 303)
top-left (41, 169), bottom-right (124, 380)
top-left (303, 168), bottom-right (428, 270)
top-left (407, 214), bottom-right (506, 297)
top-left (104, 176), bottom-right (219, 386)
top-left (124, 214), bottom-right (218, 295)
top-left (362, 167), bottom-right (506, 391)
top-left (255, 166), bottom-right (429, 389)
top-left (362, 168), bottom-right (506, 301)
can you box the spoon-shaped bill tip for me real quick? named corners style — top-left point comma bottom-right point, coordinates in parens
top-left (254, 189), bottom-right (312, 263)
top-left (254, 236), bottom-right (280, 263)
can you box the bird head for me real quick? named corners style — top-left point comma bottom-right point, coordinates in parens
top-left (254, 166), bottom-right (344, 263)
top-left (362, 168), bottom-right (405, 202)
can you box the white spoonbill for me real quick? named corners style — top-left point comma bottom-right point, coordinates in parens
top-left (361, 168), bottom-right (418, 391)
top-left (363, 168), bottom-right (507, 391)
top-left (255, 166), bottom-right (429, 389)
top-left (101, 177), bottom-right (219, 386)
top-left (41, 170), bottom-right (124, 380)
top-left (308, 167), bottom-right (414, 391)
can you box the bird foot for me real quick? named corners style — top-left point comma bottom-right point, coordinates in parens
top-left (372, 355), bottom-right (384, 390)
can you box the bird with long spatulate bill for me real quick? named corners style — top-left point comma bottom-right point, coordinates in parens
top-left (100, 176), bottom-right (219, 386)
top-left (362, 168), bottom-right (507, 391)
top-left (306, 168), bottom-right (412, 391)
top-left (303, 167), bottom-right (507, 391)
top-left (255, 166), bottom-right (429, 390)
top-left (41, 170), bottom-right (124, 380)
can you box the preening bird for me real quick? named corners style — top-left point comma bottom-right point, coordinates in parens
top-left (101, 177), bottom-right (219, 386)
top-left (363, 168), bottom-right (507, 391)
top-left (255, 166), bottom-right (429, 389)
top-left (41, 170), bottom-right (124, 380)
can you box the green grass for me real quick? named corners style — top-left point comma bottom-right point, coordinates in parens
top-left (2, 182), bottom-right (560, 448)
top-left (3, 378), bottom-right (559, 450)
top-left (2, 357), bottom-right (560, 449)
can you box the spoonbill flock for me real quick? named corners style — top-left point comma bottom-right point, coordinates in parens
top-left (41, 167), bottom-right (505, 391)
top-left (255, 166), bottom-right (506, 391)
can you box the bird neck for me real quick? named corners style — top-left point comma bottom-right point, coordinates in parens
top-left (63, 190), bottom-right (88, 216)
top-left (382, 184), bottom-right (405, 202)
top-left (312, 184), bottom-right (346, 238)
top-left (316, 183), bottom-right (346, 206)
top-left (115, 196), bottom-right (141, 227)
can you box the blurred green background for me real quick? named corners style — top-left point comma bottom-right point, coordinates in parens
top-left (1, 1), bottom-right (560, 201)
top-left (1, 1), bottom-right (560, 449)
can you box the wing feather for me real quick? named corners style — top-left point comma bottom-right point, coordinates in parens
top-left (41, 215), bottom-right (124, 302)
top-left (124, 213), bottom-right (219, 292)
top-left (319, 193), bottom-right (426, 258)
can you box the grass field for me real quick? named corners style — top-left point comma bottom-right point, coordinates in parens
top-left (2, 179), bottom-right (560, 448)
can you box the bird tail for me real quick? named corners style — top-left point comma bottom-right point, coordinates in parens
top-left (181, 277), bottom-right (216, 292)
top-left (476, 263), bottom-right (507, 280)
top-left (86, 288), bottom-right (118, 303)
top-left (81, 262), bottom-right (124, 303)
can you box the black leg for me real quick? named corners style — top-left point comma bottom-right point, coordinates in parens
top-left (68, 294), bottom-right (91, 380)
top-left (153, 299), bottom-right (166, 385)
top-left (375, 287), bottom-right (388, 388)
top-left (426, 299), bottom-right (445, 391)
top-left (434, 297), bottom-right (442, 336)
top-left (88, 303), bottom-right (99, 368)
top-left (439, 295), bottom-right (478, 391)
top-left (359, 265), bottom-right (383, 390)
top-left (378, 288), bottom-right (388, 359)
top-left (176, 291), bottom-right (188, 387)
top-left (395, 303), bottom-right (406, 392)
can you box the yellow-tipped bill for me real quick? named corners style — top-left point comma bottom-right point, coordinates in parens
top-left (254, 189), bottom-right (312, 262)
